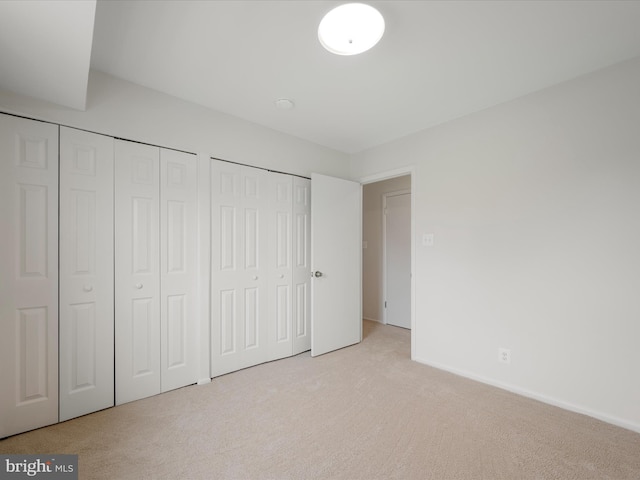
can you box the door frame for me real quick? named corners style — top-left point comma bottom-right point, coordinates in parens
top-left (357, 167), bottom-right (415, 360)
top-left (382, 189), bottom-right (411, 327)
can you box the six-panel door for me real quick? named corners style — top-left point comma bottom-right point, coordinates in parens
top-left (160, 149), bottom-right (198, 392)
top-left (59, 127), bottom-right (115, 421)
top-left (268, 172), bottom-right (294, 361)
top-left (115, 140), bottom-right (162, 405)
top-left (210, 161), bottom-right (270, 377)
top-left (293, 177), bottom-right (311, 355)
top-left (0, 113), bottom-right (59, 437)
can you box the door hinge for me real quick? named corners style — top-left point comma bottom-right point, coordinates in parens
top-left (384, 301), bottom-right (387, 308)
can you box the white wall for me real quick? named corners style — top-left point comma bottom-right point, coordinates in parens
top-left (0, 70), bottom-right (350, 178)
top-left (362, 176), bottom-right (411, 322)
top-left (351, 57), bottom-right (640, 432)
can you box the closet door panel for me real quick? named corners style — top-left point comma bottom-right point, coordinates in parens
top-left (115, 140), bottom-right (161, 405)
top-left (293, 177), bottom-right (311, 355)
top-left (239, 165), bottom-right (268, 368)
top-left (0, 114), bottom-right (59, 438)
top-left (211, 161), bottom-right (268, 377)
top-left (59, 127), bottom-right (114, 421)
top-left (160, 149), bottom-right (198, 392)
top-left (211, 162), bottom-right (241, 376)
top-left (267, 173), bottom-right (293, 361)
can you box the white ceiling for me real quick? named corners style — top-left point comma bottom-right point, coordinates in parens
top-left (0, 0), bottom-right (96, 110)
top-left (4, 1), bottom-right (640, 154)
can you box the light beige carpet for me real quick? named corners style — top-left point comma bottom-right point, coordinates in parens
top-left (2, 320), bottom-right (639, 479)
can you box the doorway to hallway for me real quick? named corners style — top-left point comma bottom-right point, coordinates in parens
top-left (361, 174), bottom-right (413, 339)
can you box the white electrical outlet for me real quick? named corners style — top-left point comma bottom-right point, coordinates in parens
top-left (498, 348), bottom-right (511, 364)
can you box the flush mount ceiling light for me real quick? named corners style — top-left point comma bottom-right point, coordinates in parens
top-left (318, 3), bottom-right (385, 56)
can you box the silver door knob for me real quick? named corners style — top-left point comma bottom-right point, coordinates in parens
top-left (135, 283), bottom-right (143, 289)
top-left (314, 271), bottom-right (323, 278)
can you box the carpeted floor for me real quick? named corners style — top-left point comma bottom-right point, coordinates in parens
top-left (1, 320), bottom-right (639, 479)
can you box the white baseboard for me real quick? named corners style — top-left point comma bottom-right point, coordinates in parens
top-left (363, 316), bottom-right (382, 323)
top-left (414, 356), bottom-right (640, 434)
top-left (197, 378), bottom-right (211, 386)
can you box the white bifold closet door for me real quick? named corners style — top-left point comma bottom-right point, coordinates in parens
top-left (159, 148), bottom-right (198, 392)
top-left (211, 161), bottom-right (311, 377)
top-left (292, 177), bottom-right (311, 355)
top-left (115, 140), bottom-right (161, 404)
top-left (59, 127), bottom-right (114, 421)
top-left (115, 140), bottom-right (198, 405)
top-left (269, 175), bottom-right (311, 357)
top-left (0, 114), bottom-right (59, 438)
top-left (210, 160), bottom-right (269, 377)
top-left (267, 173), bottom-right (294, 361)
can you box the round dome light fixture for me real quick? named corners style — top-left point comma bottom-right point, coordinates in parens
top-left (318, 3), bottom-right (385, 56)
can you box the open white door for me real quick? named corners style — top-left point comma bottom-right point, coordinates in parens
top-left (311, 173), bottom-right (362, 356)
